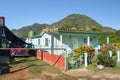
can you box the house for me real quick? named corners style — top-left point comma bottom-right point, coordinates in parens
top-left (26, 30), bottom-right (109, 70)
top-left (26, 30), bottom-right (109, 55)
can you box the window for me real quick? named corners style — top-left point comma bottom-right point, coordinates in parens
top-left (45, 38), bottom-right (48, 46)
top-left (90, 38), bottom-right (92, 42)
top-left (38, 39), bottom-right (40, 45)
top-left (84, 38), bottom-right (92, 43)
top-left (84, 38), bottom-right (87, 43)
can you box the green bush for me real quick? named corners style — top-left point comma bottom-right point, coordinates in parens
top-left (74, 45), bottom-right (95, 65)
top-left (97, 53), bottom-right (116, 67)
top-left (91, 56), bottom-right (98, 66)
top-left (74, 45), bottom-right (94, 57)
top-left (116, 43), bottom-right (120, 50)
top-left (100, 44), bottom-right (117, 56)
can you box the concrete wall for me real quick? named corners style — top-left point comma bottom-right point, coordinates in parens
top-left (36, 50), bottom-right (65, 70)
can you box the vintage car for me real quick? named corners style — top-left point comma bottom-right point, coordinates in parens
top-left (10, 48), bottom-right (29, 57)
top-left (10, 42), bottom-right (29, 57)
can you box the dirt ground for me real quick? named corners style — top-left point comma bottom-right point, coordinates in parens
top-left (0, 57), bottom-right (120, 80)
top-left (64, 68), bottom-right (120, 80)
top-left (1, 67), bottom-right (120, 80)
top-left (0, 57), bottom-right (76, 80)
top-left (0, 65), bottom-right (76, 80)
top-left (0, 65), bottom-right (30, 80)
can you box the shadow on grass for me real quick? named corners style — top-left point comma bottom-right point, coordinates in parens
top-left (9, 57), bottom-right (38, 65)
top-left (9, 64), bottom-right (47, 73)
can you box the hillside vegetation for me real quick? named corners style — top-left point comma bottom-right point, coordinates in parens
top-left (11, 14), bottom-right (120, 43)
top-left (12, 23), bottom-right (49, 38)
top-left (12, 14), bottom-right (115, 38)
top-left (51, 14), bottom-right (103, 31)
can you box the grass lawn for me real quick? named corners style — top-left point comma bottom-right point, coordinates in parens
top-left (87, 63), bottom-right (120, 74)
top-left (0, 56), bottom-right (77, 80)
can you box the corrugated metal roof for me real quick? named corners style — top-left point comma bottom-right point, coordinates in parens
top-left (58, 30), bottom-right (110, 36)
top-left (30, 30), bottom-right (110, 38)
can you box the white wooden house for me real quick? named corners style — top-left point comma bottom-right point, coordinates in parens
top-left (26, 30), bottom-right (109, 55)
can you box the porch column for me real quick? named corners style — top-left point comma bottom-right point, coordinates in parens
top-left (107, 36), bottom-right (109, 44)
top-left (60, 35), bottom-right (63, 48)
top-left (87, 36), bottom-right (90, 46)
top-left (84, 53), bottom-right (88, 67)
top-left (117, 50), bottom-right (120, 62)
top-left (51, 36), bottom-right (54, 54)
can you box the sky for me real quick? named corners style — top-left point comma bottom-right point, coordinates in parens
top-left (0, 0), bottom-right (120, 30)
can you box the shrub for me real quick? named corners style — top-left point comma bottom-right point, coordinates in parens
top-left (100, 44), bottom-right (116, 56)
top-left (91, 56), bottom-right (98, 66)
top-left (74, 45), bottom-right (85, 57)
top-left (74, 45), bottom-right (95, 65)
top-left (97, 53), bottom-right (116, 67)
top-left (74, 45), bottom-right (95, 57)
top-left (116, 43), bottom-right (120, 49)
top-left (100, 46), bottom-right (108, 54)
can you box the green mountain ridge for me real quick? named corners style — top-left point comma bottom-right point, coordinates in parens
top-left (12, 23), bottom-right (49, 38)
top-left (12, 14), bottom-right (116, 38)
top-left (51, 14), bottom-right (103, 31)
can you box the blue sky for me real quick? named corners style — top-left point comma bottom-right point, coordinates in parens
top-left (0, 0), bottom-right (120, 30)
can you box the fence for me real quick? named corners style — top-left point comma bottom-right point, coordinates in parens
top-left (36, 48), bottom-right (66, 70)
top-left (66, 52), bottom-right (89, 70)
top-left (66, 49), bottom-right (120, 70)
top-left (36, 47), bottom-right (120, 70)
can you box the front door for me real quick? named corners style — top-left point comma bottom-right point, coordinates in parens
top-left (72, 38), bottom-right (78, 48)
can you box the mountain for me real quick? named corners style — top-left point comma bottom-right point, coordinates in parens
top-left (103, 27), bottom-right (116, 33)
top-left (51, 14), bottom-right (103, 31)
top-left (12, 23), bottom-right (49, 38)
top-left (12, 14), bottom-right (116, 38)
